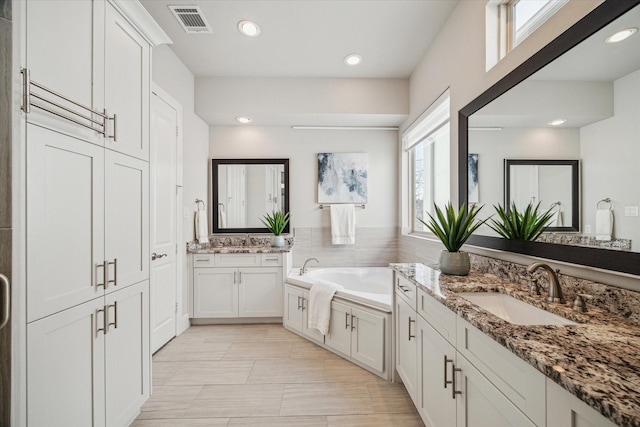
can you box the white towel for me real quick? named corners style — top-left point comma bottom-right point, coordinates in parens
top-left (218, 204), bottom-right (227, 228)
top-left (550, 210), bottom-right (563, 227)
top-left (308, 280), bottom-right (343, 335)
top-left (330, 204), bottom-right (356, 245)
top-left (195, 205), bottom-right (209, 244)
top-left (595, 209), bottom-right (613, 241)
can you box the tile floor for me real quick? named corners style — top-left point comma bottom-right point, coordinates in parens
top-left (132, 324), bottom-right (424, 427)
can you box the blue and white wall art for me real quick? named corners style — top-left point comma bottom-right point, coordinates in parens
top-left (317, 153), bottom-right (368, 203)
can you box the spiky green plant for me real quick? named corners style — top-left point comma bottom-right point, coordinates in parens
top-left (488, 202), bottom-right (555, 241)
top-left (260, 211), bottom-right (291, 236)
top-left (417, 203), bottom-right (489, 252)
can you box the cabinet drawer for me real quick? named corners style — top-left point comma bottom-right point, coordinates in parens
top-left (192, 254), bottom-right (215, 268)
top-left (457, 318), bottom-right (545, 427)
top-left (261, 254), bottom-right (282, 266)
top-left (215, 253), bottom-right (261, 267)
top-left (395, 274), bottom-right (417, 310)
top-left (418, 290), bottom-right (456, 345)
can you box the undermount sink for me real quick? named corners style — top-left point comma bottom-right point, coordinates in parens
top-left (457, 292), bottom-right (576, 326)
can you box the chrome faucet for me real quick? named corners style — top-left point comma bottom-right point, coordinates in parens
top-left (300, 258), bottom-right (319, 275)
top-left (527, 262), bottom-right (565, 304)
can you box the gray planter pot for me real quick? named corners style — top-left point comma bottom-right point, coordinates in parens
top-left (439, 250), bottom-right (470, 276)
top-left (271, 235), bottom-right (285, 247)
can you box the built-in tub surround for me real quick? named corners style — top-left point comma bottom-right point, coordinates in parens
top-left (391, 262), bottom-right (640, 427)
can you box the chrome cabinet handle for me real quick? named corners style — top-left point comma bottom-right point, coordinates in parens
top-left (0, 274), bottom-right (10, 330)
top-left (444, 355), bottom-right (454, 388)
top-left (408, 317), bottom-right (415, 340)
top-left (301, 297), bottom-right (306, 311)
top-left (108, 259), bottom-right (117, 287)
top-left (96, 308), bottom-right (106, 336)
top-left (451, 363), bottom-right (462, 399)
top-left (97, 261), bottom-right (107, 289)
top-left (399, 286), bottom-right (410, 293)
top-left (297, 295), bottom-right (302, 310)
top-left (151, 253), bottom-right (167, 261)
top-left (107, 302), bottom-right (118, 331)
top-left (351, 314), bottom-right (356, 331)
top-left (234, 271), bottom-right (237, 284)
top-left (107, 113), bottom-right (117, 141)
top-left (345, 312), bottom-right (350, 329)
top-left (238, 272), bottom-right (242, 284)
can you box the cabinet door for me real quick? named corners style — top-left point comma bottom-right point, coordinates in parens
top-left (395, 296), bottom-right (418, 402)
top-left (239, 267), bottom-right (283, 317)
top-left (27, 124), bottom-right (105, 322)
top-left (284, 285), bottom-right (304, 332)
top-left (351, 306), bottom-right (385, 373)
top-left (325, 301), bottom-right (351, 356)
top-left (193, 268), bottom-right (238, 317)
top-left (27, 297), bottom-right (106, 427)
top-left (104, 3), bottom-right (150, 160)
top-left (417, 316), bottom-right (456, 427)
top-left (25, 0), bottom-right (105, 142)
top-left (546, 379), bottom-right (617, 427)
top-left (455, 355), bottom-right (536, 427)
top-left (105, 281), bottom-right (150, 427)
top-left (302, 291), bottom-right (325, 343)
top-left (104, 150), bottom-right (149, 292)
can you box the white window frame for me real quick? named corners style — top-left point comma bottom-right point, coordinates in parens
top-left (402, 89), bottom-right (450, 236)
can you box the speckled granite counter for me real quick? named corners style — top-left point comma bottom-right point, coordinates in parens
top-left (187, 237), bottom-right (293, 254)
top-left (390, 263), bottom-right (640, 427)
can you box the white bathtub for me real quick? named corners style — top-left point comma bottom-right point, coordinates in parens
top-left (286, 267), bottom-right (393, 311)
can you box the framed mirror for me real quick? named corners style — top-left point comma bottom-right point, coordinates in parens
top-left (212, 159), bottom-right (290, 234)
top-left (504, 159), bottom-right (579, 232)
top-left (459, 1), bottom-right (640, 275)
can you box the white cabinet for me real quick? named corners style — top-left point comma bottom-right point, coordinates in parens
top-left (26, 124), bottom-right (149, 322)
top-left (192, 254), bottom-right (284, 319)
top-left (395, 295), bottom-right (418, 403)
top-left (326, 301), bottom-right (385, 372)
top-left (27, 281), bottom-right (149, 427)
top-left (283, 284), bottom-right (324, 343)
top-left (104, 2), bottom-right (150, 160)
top-left (546, 379), bottom-right (617, 427)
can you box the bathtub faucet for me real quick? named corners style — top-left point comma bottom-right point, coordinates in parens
top-left (300, 258), bottom-right (319, 275)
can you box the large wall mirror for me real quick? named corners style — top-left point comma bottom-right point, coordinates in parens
top-left (459, 1), bottom-right (640, 276)
top-left (212, 159), bottom-right (290, 234)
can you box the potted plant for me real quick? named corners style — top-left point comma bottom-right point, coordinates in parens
top-left (488, 202), bottom-right (554, 241)
top-left (418, 202), bottom-right (488, 275)
top-left (260, 210), bottom-right (291, 247)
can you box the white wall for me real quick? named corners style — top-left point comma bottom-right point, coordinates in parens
top-left (581, 69), bottom-right (640, 251)
top-left (152, 44), bottom-right (209, 322)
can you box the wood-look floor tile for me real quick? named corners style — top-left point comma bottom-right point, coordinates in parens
top-left (186, 385), bottom-right (283, 418)
top-left (327, 413), bottom-right (425, 427)
top-left (152, 361), bottom-right (184, 386)
top-left (153, 342), bottom-right (231, 362)
top-left (131, 418), bottom-right (230, 426)
top-left (222, 341), bottom-right (293, 360)
top-left (246, 358), bottom-right (326, 384)
top-left (136, 400), bottom-right (191, 419)
top-left (227, 416), bottom-right (328, 426)
top-left (165, 361), bottom-right (254, 385)
top-left (280, 383), bottom-right (373, 416)
top-left (148, 385), bottom-right (203, 402)
top-left (196, 383), bottom-right (284, 400)
top-left (324, 358), bottom-right (387, 383)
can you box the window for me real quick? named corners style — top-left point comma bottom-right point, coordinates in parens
top-left (403, 90), bottom-right (450, 234)
top-left (486, 0), bottom-right (567, 69)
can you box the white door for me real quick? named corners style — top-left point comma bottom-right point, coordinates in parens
top-left (351, 306), bottom-right (385, 372)
top-left (239, 268), bottom-right (283, 317)
top-left (26, 124), bottom-right (105, 322)
top-left (104, 2), bottom-right (150, 160)
top-left (105, 281), bottom-right (150, 427)
top-left (27, 297), bottom-right (106, 427)
top-left (150, 91), bottom-right (179, 352)
top-left (325, 301), bottom-right (351, 356)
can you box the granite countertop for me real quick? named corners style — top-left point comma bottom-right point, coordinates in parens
top-left (390, 263), bottom-right (640, 427)
top-left (187, 237), bottom-right (293, 254)
top-left (188, 244), bottom-right (293, 254)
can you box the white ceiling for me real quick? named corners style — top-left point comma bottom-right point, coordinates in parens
top-left (139, 0), bottom-right (459, 79)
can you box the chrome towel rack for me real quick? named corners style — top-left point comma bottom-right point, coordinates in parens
top-left (319, 204), bottom-right (366, 209)
top-left (597, 198), bottom-right (612, 210)
top-left (21, 68), bottom-right (116, 139)
top-left (195, 199), bottom-right (206, 209)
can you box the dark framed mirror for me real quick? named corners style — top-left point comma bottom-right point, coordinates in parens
top-left (212, 158), bottom-right (290, 234)
top-left (459, 0), bottom-right (640, 276)
top-left (504, 159), bottom-right (579, 232)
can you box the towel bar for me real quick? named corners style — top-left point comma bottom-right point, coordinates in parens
top-left (597, 198), bottom-right (612, 210)
top-left (319, 204), bottom-right (365, 209)
top-left (195, 199), bottom-right (205, 209)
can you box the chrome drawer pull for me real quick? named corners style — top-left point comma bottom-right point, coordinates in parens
top-left (351, 314), bottom-right (356, 331)
top-left (345, 312), bottom-right (350, 329)
top-left (0, 274), bottom-right (8, 330)
top-left (444, 355), bottom-right (454, 388)
top-left (96, 308), bottom-right (106, 336)
top-left (108, 259), bottom-right (117, 287)
top-left (107, 301), bottom-right (118, 330)
top-left (408, 317), bottom-right (415, 340)
top-left (96, 261), bottom-right (107, 289)
top-left (451, 363), bottom-right (462, 399)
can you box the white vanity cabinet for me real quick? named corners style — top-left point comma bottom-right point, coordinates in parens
top-left (546, 379), bottom-right (617, 427)
top-left (325, 300), bottom-right (385, 373)
top-left (192, 253), bottom-right (286, 320)
top-left (283, 284), bottom-right (324, 343)
top-left (395, 294), bottom-right (418, 403)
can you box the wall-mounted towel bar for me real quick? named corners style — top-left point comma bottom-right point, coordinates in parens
top-left (21, 68), bottom-right (116, 138)
top-left (195, 199), bottom-right (205, 209)
top-left (597, 198), bottom-right (612, 210)
top-left (319, 204), bottom-right (366, 209)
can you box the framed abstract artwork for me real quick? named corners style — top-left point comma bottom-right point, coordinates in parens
top-left (317, 153), bottom-right (368, 203)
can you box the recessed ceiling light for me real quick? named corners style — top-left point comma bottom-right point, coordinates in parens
top-left (548, 119), bottom-right (567, 126)
top-left (344, 54), bottom-right (363, 66)
top-left (605, 27), bottom-right (637, 43)
top-left (236, 116), bottom-right (252, 124)
top-left (238, 20), bottom-right (261, 37)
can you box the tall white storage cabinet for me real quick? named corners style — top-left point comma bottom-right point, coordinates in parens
top-left (20, 1), bottom-right (169, 425)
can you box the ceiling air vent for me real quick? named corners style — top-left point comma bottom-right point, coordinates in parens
top-left (168, 5), bottom-right (212, 34)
